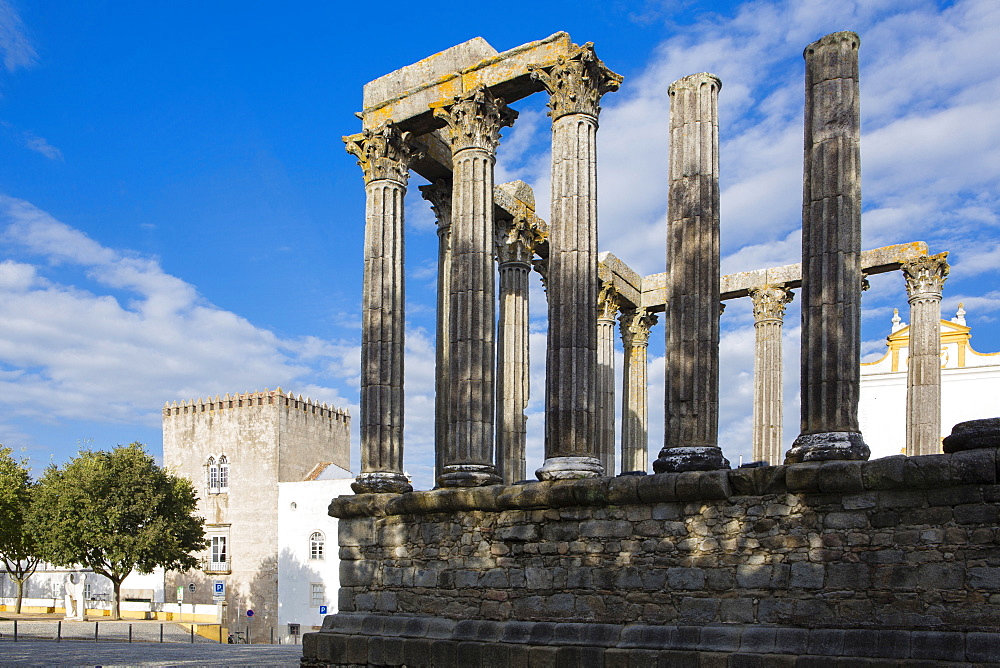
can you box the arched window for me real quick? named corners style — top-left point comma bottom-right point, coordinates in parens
top-left (309, 531), bottom-right (325, 560)
top-left (207, 457), bottom-right (218, 492)
top-left (218, 455), bottom-right (230, 492)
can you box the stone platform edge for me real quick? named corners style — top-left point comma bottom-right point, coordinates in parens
top-left (301, 613), bottom-right (1000, 665)
top-left (328, 449), bottom-right (999, 519)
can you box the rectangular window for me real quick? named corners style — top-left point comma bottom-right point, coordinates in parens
top-left (310, 583), bottom-right (324, 608)
top-left (211, 536), bottom-right (228, 571)
top-left (208, 465), bottom-right (219, 492)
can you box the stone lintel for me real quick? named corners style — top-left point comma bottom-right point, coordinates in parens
top-left (598, 252), bottom-right (642, 310)
top-left (360, 32), bottom-right (574, 134)
top-left (326, 448), bottom-right (999, 519)
top-left (640, 241), bottom-right (930, 311)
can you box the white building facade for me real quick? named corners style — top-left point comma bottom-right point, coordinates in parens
top-left (861, 306), bottom-right (1000, 459)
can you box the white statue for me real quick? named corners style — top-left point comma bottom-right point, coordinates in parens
top-left (63, 572), bottom-right (87, 621)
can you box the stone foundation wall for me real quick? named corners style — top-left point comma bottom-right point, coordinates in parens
top-left (329, 451), bottom-right (1000, 632)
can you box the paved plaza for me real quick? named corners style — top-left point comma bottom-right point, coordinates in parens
top-left (0, 618), bottom-right (303, 666)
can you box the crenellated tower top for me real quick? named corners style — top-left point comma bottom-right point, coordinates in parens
top-left (162, 388), bottom-right (350, 422)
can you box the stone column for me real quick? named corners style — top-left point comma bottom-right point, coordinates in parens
top-left (433, 87), bottom-right (516, 487)
top-left (749, 285), bottom-right (794, 465)
top-left (620, 307), bottom-right (657, 474)
top-left (654, 72), bottom-right (730, 474)
top-left (344, 122), bottom-right (420, 494)
top-left (786, 31), bottom-right (870, 464)
top-left (495, 215), bottom-right (536, 484)
top-left (531, 43), bottom-right (622, 481)
top-left (902, 252), bottom-right (949, 456)
top-left (420, 179), bottom-right (452, 485)
top-left (596, 284), bottom-right (621, 476)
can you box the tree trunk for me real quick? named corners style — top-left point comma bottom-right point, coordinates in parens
top-left (112, 578), bottom-right (122, 620)
top-left (14, 578), bottom-right (24, 614)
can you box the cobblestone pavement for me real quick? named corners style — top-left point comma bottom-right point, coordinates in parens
top-left (0, 640), bottom-right (303, 666)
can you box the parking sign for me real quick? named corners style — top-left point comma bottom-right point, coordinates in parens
top-left (213, 581), bottom-right (225, 601)
top-left (319, 605), bottom-right (328, 615)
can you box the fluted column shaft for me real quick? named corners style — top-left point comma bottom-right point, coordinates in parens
top-left (786, 31), bottom-right (870, 464)
top-left (903, 252), bottom-right (949, 456)
top-left (421, 180), bottom-right (453, 485)
top-left (596, 285), bottom-right (620, 476)
top-left (750, 285), bottom-right (794, 465)
top-left (654, 72), bottom-right (729, 474)
top-left (344, 123), bottom-right (420, 494)
top-left (434, 87), bottom-right (515, 487)
top-left (496, 223), bottom-right (533, 484)
top-left (621, 308), bottom-right (657, 473)
top-left (532, 43), bottom-right (622, 481)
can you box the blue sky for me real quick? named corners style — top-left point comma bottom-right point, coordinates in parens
top-left (0, 0), bottom-right (997, 489)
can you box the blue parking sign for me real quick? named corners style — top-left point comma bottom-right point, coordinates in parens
top-left (214, 582), bottom-right (224, 595)
top-left (319, 605), bottom-right (328, 615)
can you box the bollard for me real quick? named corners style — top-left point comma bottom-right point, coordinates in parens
top-left (94, 621), bottom-right (99, 642)
top-left (160, 623), bottom-right (163, 643)
top-left (190, 624), bottom-right (194, 643)
top-left (129, 624), bottom-right (132, 643)
top-left (57, 620), bottom-right (61, 642)
top-left (13, 619), bottom-right (17, 642)
top-left (270, 627), bottom-right (273, 644)
top-left (219, 624), bottom-right (223, 644)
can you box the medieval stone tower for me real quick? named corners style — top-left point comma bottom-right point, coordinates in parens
top-left (162, 389), bottom-right (350, 641)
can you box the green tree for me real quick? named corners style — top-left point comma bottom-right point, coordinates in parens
top-left (0, 446), bottom-right (40, 614)
top-left (32, 443), bottom-right (206, 619)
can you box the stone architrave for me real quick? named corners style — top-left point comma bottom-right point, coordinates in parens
top-left (433, 87), bottom-right (516, 487)
top-left (902, 252), bottom-right (950, 456)
top-left (496, 214), bottom-right (537, 484)
top-left (654, 72), bottom-right (730, 474)
top-left (344, 122), bottom-right (421, 494)
top-left (596, 284), bottom-right (621, 476)
top-left (749, 285), bottom-right (794, 465)
top-left (620, 307), bottom-right (657, 474)
top-left (420, 179), bottom-right (453, 485)
top-left (785, 31), bottom-right (870, 464)
top-left (531, 43), bottom-right (622, 481)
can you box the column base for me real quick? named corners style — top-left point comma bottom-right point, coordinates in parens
top-left (943, 417), bottom-right (1000, 453)
top-left (438, 463), bottom-right (501, 487)
top-left (652, 446), bottom-right (730, 473)
top-left (535, 456), bottom-right (604, 481)
top-left (784, 431), bottom-right (870, 464)
top-left (351, 472), bottom-right (413, 494)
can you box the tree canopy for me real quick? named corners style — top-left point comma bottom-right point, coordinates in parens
top-left (32, 443), bottom-right (206, 618)
top-left (0, 445), bottom-right (39, 613)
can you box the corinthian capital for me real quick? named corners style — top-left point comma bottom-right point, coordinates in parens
top-left (343, 122), bottom-right (422, 184)
top-left (902, 252), bottom-right (949, 301)
top-left (433, 87), bottom-right (517, 154)
top-left (620, 308), bottom-right (658, 348)
top-left (597, 284), bottom-right (621, 321)
top-left (419, 179), bottom-right (452, 231)
top-left (530, 43), bottom-right (623, 121)
top-left (749, 284), bottom-right (795, 322)
top-left (495, 216), bottom-right (539, 266)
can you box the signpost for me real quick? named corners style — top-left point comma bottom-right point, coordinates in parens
top-left (213, 581), bottom-right (225, 601)
top-left (246, 609), bottom-right (254, 645)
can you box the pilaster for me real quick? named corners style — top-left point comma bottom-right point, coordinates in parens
top-left (902, 252), bottom-right (949, 456)
top-left (654, 72), bottom-right (729, 474)
top-left (786, 31), bottom-right (870, 465)
top-left (433, 87), bottom-right (516, 487)
top-left (620, 307), bottom-right (657, 474)
top-left (532, 43), bottom-right (622, 480)
top-left (749, 285), bottom-right (794, 465)
top-left (344, 122), bottom-right (421, 494)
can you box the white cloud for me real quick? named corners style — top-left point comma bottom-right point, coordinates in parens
top-left (0, 196), bottom-right (355, 432)
top-left (0, 0), bottom-right (35, 72)
top-left (22, 131), bottom-right (63, 161)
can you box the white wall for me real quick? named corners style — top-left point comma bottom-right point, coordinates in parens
top-left (277, 477), bottom-right (353, 643)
